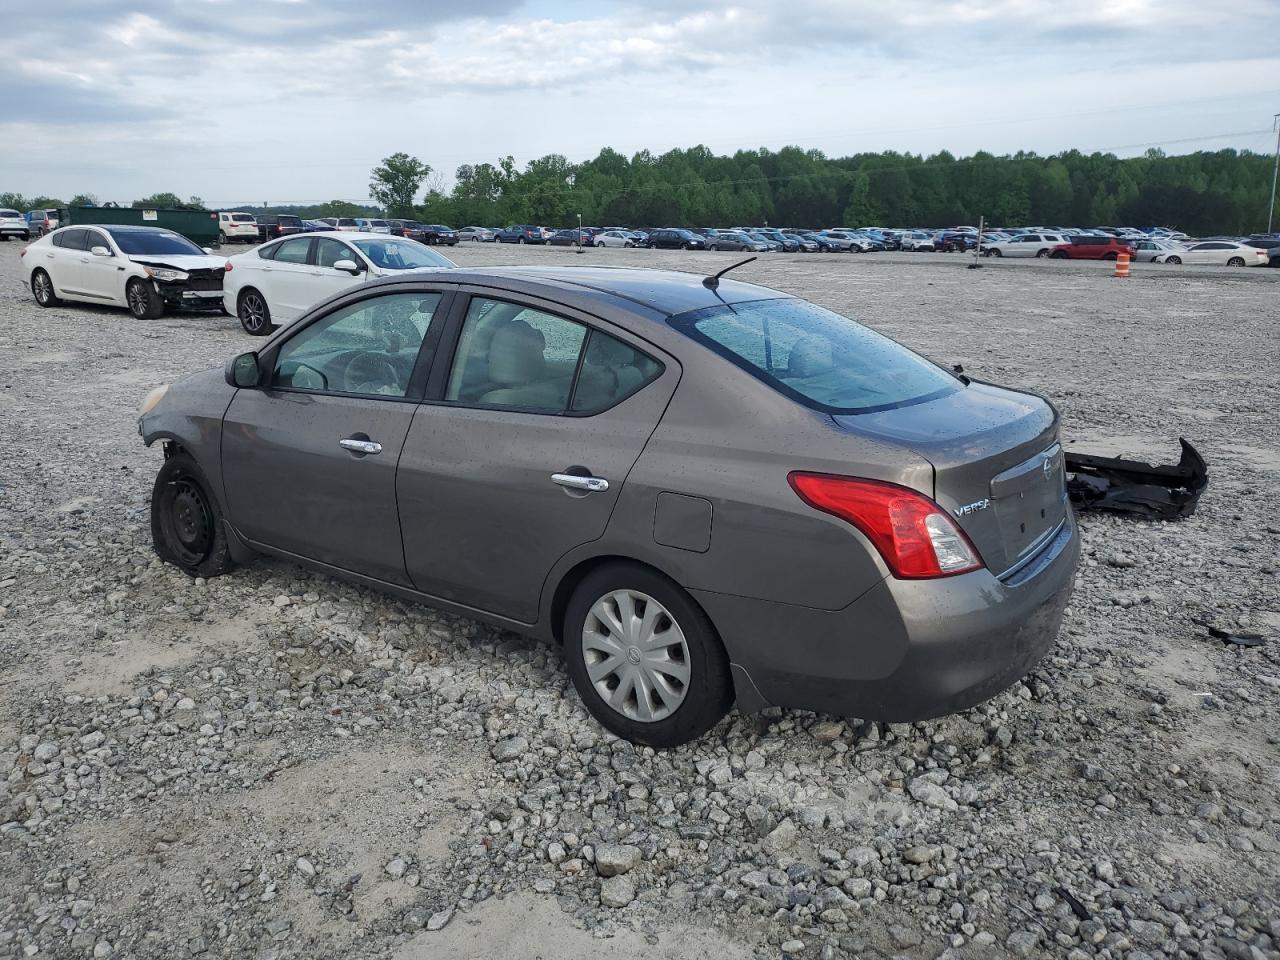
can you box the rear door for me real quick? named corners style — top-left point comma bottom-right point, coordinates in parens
top-left (265, 236), bottom-right (317, 320)
top-left (46, 228), bottom-right (90, 294)
top-left (221, 289), bottom-right (451, 584)
top-left (396, 291), bottom-right (678, 622)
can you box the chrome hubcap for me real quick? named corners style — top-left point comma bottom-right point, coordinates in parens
top-left (583, 590), bottom-right (689, 722)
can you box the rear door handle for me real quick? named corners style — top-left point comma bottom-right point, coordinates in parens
top-left (339, 438), bottom-right (382, 455)
top-left (552, 473), bottom-right (609, 492)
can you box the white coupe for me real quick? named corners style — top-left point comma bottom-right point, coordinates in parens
top-left (222, 232), bottom-right (456, 335)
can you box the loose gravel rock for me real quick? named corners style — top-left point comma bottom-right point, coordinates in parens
top-left (0, 242), bottom-right (1277, 958)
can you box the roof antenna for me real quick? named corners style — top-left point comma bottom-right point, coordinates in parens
top-left (702, 256), bottom-right (756, 289)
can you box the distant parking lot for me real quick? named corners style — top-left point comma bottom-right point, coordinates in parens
top-left (0, 240), bottom-right (1277, 959)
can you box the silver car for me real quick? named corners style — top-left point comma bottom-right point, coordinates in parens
top-left (139, 266), bottom-right (1079, 746)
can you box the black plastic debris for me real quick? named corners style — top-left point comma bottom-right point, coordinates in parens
top-left (1055, 887), bottom-right (1091, 921)
top-left (1065, 437), bottom-right (1207, 519)
top-left (1195, 619), bottom-right (1266, 647)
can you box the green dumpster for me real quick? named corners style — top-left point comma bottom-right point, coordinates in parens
top-left (59, 206), bottom-right (222, 248)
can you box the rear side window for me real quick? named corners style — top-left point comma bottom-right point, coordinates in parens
top-left (571, 332), bottom-right (662, 414)
top-left (445, 299), bottom-right (586, 412)
top-left (52, 229), bottom-right (88, 250)
top-left (273, 237), bottom-right (312, 263)
top-left (671, 298), bottom-right (959, 414)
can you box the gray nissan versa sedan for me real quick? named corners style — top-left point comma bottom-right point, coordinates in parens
top-left (138, 265), bottom-right (1079, 746)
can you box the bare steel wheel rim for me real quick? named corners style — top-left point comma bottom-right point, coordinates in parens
top-left (582, 589), bottom-right (690, 723)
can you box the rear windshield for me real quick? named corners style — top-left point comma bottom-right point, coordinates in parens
top-left (670, 298), bottom-right (960, 414)
top-left (0, 210), bottom-right (19, 218)
top-left (107, 229), bottom-right (204, 256)
top-left (232, 214), bottom-right (255, 222)
top-left (278, 216), bottom-right (301, 225)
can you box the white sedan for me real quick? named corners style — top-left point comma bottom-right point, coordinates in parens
top-left (222, 231), bottom-right (456, 334)
top-left (593, 230), bottom-right (636, 248)
top-left (1153, 241), bottom-right (1268, 267)
top-left (1129, 238), bottom-right (1185, 262)
top-left (24, 224), bottom-right (228, 319)
top-left (981, 232), bottom-right (1070, 258)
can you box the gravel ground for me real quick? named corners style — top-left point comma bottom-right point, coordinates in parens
top-left (0, 241), bottom-right (1278, 960)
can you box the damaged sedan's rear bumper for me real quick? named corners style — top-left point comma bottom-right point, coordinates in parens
top-left (1065, 437), bottom-right (1207, 519)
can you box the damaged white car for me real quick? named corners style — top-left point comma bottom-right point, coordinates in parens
top-left (23, 225), bottom-right (228, 320)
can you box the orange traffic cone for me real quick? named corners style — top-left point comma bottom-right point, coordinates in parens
top-left (1114, 252), bottom-right (1131, 278)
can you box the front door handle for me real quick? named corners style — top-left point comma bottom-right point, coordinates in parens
top-left (339, 438), bottom-right (382, 455)
top-left (552, 473), bottom-right (609, 493)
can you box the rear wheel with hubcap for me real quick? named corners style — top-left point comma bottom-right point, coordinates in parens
top-left (127, 278), bottom-right (164, 319)
top-left (150, 454), bottom-right (235, 578)
top-left (1227, 256), bottom-right (1245, 267)
top-left (564, 562), bottom-right (732, 747)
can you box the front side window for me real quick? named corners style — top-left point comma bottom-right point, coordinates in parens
top-left (671, 298), bottom-right (960, 414)
top-left (445, 299), bottom-right (588, 412)
top-left (273, 238), bottom-right (312, 264)
top-left (315, 237), bottom-right (357, 268)
top-left (272, 292), bottom-right (443, 398)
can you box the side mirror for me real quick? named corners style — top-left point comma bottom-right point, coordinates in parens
top-left (332, 259), bottom-right (362, 275)
top-left (225, 352), bottom-right (262, 388)
top-left (90, 245), bottom-right (112, 257)
top-left (202, 246), bottom-right (213, 254)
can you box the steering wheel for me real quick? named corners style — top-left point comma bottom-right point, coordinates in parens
top-left (343, 352), bottom-right (402, 395)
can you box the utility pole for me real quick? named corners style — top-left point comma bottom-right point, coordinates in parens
top-left (1269, 113), bottom-right (1280, 234)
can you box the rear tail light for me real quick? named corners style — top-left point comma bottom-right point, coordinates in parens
top-left (224, 260), bottom-right (233, 272)
top-left (788, 473), bottom-right (984, 579)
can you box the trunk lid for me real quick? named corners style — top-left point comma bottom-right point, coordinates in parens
top-left (834, 382), bottom-right (1066, 576)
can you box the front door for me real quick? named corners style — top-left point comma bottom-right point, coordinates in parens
top-left (310, 236), bottom-right (367, 302)
top-left (397, 293), bottom-right (677, 623)
top-left (221, 289), bottom-right (450, 585)
top-left (78, 228), bottom-right (124, 301)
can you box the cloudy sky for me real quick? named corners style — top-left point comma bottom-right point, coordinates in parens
top-left (5, 0), bottom-right (1278, 206)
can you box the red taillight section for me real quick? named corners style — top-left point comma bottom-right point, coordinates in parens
top-left (224, 260), bottom-right (233, 272)
top-left (788, 472), bottom-right (984, 579)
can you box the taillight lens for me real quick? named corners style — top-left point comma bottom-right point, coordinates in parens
top-left (224, 260), bottom-right (233, 272)
top-left (788, 473), bottom-right (984, 579)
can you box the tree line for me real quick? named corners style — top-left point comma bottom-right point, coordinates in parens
top-left (7, 144), bottom-right (1276, 235)
top-left (377, 145), bottom-right (1278, 235)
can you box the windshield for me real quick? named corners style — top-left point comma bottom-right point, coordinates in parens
top-left (670, 298), bottom-right (960, 414)
top-left (108, 229), bottom-right (205, 256)
top-left (353, 239), bottom-right (455, 270)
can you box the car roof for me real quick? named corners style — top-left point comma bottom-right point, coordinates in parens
top-left (375, 265), bottom-right (791, 318)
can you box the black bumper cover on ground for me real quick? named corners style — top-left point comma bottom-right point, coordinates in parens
top-left (1065, 437), bottom-right (1207, 520)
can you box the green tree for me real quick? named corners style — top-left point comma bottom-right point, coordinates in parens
top-left (69, 193), bottom-right (99, 207)
top-left (369, 153), bottom-right (432, 217)
top-left (132, 193), bottom-right (204, 210)
top-left (0, 192), bottom-right (26, 210)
